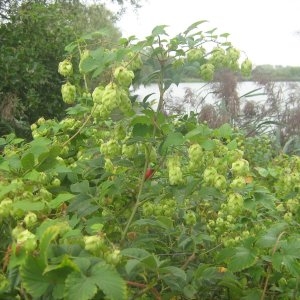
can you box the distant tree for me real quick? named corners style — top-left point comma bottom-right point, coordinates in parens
top-left (0, 1), bottom-right (121, 137)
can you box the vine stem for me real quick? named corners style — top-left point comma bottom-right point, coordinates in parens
top-left (126, 281), bottom-right (161, 300)
top-left (120, 155), bottom-right (149, 244)
top-left (260, 231), bottom-right (286, 300)
top-left (62, 111), bottom-right (93, 148)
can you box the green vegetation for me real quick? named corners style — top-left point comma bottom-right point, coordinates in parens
top-left (0, 19), bottom-right (300, 300)
top-left (0, 0), bottom-right (120, 137)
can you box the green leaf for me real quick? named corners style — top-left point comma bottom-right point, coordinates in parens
top-left (39, 225), bottom-right (62, 263)
top-left (12, 200), bottom-right (45, 211)
top-left (185, 125), bottom-right (211, 140)
top-left (124, 259), bottom-right (141, 275)
top-left (227, 139), bottom-right (238, 150)
top-left (48, 193), bottom-right (75, 209)
top-left (151, 25), bottom-right (168, 36)
top-left (20, 256), bottom-right (49, 298)
top-left (70, 180), bottom-right (90, 194)
top-left (184, 20), bottom-right (207, 35)
top-left (159, 266), bottom-right (187, 282)
top-left (21, 152), bottom-right (35, 171)
top-left (255, 167), bottom-right (269, 177)
top-left (132, 123), bottom-right (153, 137)
top-left (256, 223), bottom-right (287, 248)
top-left (64, 272), bottom-right (98, 300)
top-left (160, 132), bottom-right (185, 154)
top-left (43, 255), bottom-right (80, 275)
top-left (91, 262), bottom-right (127, 300)
top-left (227, 247), bottom-right (257, 272)
top-left (214, 123), bottom-right (232, 139)
top-left (121, 248), bottom-right (151, 259)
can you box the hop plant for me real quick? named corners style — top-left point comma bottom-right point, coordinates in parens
top-left (113, 66), bottom-right (134, 87)
top-left (167, 155), bottom-right (183, 185)
top-left (231, 159), bottom-right (250, 175)
top-left (92, 86), bottom-right (105, 104)
top-left (187, 48), bottom-right (205, 62)
top-left (16, 230), bottom-right (37, 252)
top-left (210, 47), bottom-right (226, 68)
top-left (58, 59), bottom-right (73, 77)
top-left (24, 212), bottom-right (37, 227)
top-left (0, 199), bottom-right (13, 218)
top-left (200, 63), bottom-right (215, 81)
top-left (188, 143), bottom-right (203, 169)
top-left (125, 51), bottom-right (143, 71)
top-left (241, 58), bottom-right (252, 77)
top-left (61, 82), bottom-right (76, 104)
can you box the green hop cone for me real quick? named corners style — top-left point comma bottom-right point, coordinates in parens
top-left (17, 230), bottom-right (37, 252)
top-left (225, 47), bottom-right (240, 70)
top-left (184, 210), bottom-right (197, 226)
top-left (113, 66), bottom-right (134, 87)
top-left (58, 59), bottom-right (73, 77)
top-left (92, 86), bottom-right (105, 104)
top-left (0, 199), bottom-right (13, 217)
top-left (200, 63), bottom-right (215, 81)
top-left (227, 47), bottom-right (240, 61)
top-left (84, 235), bottom-right (105, 253)
top-left (210, 47), bottom-right (226, 68)
top-left (241, 58), bottom-right (252, 77)
top-left (24, 212), bottom-right (37, 227)
top-left (61, 82), bottom-right (76, 104)
top-left (187, 48), bottom-right (205, 62)
top-left (231, 159), bottom-right (249, 175)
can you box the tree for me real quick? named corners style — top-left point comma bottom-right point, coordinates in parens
top-left (0, 0), bottom-right (121, 137)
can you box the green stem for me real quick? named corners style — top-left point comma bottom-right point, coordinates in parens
top-left (261, 231), bottom-right (286, 300)
top-left (120, 157), bottom-right (149, 244)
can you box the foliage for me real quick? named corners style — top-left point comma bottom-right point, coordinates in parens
top-left (0, 0), bottom-right (120, 137)
top-left (252, 65), bottom-right (300, 82)
top-left (1, 21), bottom-right (300, 300)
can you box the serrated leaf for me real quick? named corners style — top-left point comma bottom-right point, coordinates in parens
top-left (160, 266), bottom-right (187, 290)
top-left (48, 193), bottom-right (75, 209)
top-left (256, 223), bottom-right (287, 248)
top-left (184, 20), bottom-right (207, 35)
top-left (124, 259), bottom-right (141, 275)
top-left (43, 255), bottom-right (80, 275)
top-left (140, 254), bottom-right (160, 270)
top-left (64, 272), bottom-right (98, 300)
top-left (227, 247), bottom-right (257, 272)
top-left (255, 167), bottom-right (269, 177)
top-left (160, 132), bottom-right (185, 154)
top-left (121, 248), bottom-right (151, 259)
top-left (151, 25), bottom-right (168, 36)
top-left (39, 225), bottom-right (62, 263)
top-left (12, 200), bottom-right (45, 211)
top-left (131, 115), bottom-right (152, 126)
top-left (159, 266), bottom-right (187, 282)
top-left (70, 180), bottom-right (90, 194)
top-left (132, 123), bottom-right (153, 137)
top-left (21, 152), bottom-right (35, 171)
top-left (20, 256), bottom-right (49, 298)
top-left (91, 262), bottom-right (127, 300)
top-left (227, 139), bottom-right (238, 150)
top-left (214, 123), bottom-right (232, 139)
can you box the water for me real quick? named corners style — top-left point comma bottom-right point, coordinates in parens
top-left (131, 81), bottom-right (300, 112)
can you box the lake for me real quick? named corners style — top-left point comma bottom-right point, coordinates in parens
top-left (131, 81), bottom-right (300, 113)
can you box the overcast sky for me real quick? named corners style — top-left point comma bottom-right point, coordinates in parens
top-left (113, 0), bottom-right (300, 67)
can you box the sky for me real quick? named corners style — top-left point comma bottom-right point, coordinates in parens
top-left (112, 0), bottom-right (300, 67)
